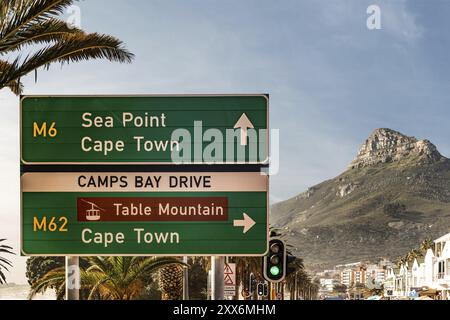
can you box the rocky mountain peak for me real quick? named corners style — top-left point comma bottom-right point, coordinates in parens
top-left (349, 128), bottom-right (442, 169)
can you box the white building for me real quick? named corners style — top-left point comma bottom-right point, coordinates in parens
top-left (366, 264), bottom-right (386, 286)
top-left (319, 278), bottom-right (340, 293)
top-left (383, 232), bottom-right (450, 300)
top-left (340, 268), bottom-right (353, 287)
top-left (434, 233), bottom-right (450, 299)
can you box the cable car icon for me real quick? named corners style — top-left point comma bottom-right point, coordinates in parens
top-left (81, 199), bottom-right (105, 221)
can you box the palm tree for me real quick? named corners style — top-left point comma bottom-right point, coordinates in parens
top-left (405, 249), bottom-right (422, 263)
top-left (230, 256), bottom-right (261, 300)
top-left (419, 238), bottom-right (434, 253)
top-left (0, 239), bottom-right (14, 284)
top-left (284, 256), bottom-right (305, 300)
top-left (0, 0), bottom-right (134, 94)
top-left (29, 256), bottom-right (186, 300)
top-left (285, 268), bottom-right (308, 300)
top-left (158, 261), bottom-right (185, 300)
top-left (396, 256), bottom-right (407, 268)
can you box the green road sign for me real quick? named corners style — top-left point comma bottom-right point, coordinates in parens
top-left (21, 172), bottom-right (268, 255)
top-left (21, 95), bottom-right (268, 164)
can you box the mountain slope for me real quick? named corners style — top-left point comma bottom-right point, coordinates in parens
top-left (271, 128), bottom-right (450, 268)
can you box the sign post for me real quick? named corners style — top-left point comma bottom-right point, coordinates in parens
top-left (65, 256), bottom-right (80, 300)
top-left (183, 256), bottom-right (189, 300)
top-left (212, 256), bottom-right (224, 300)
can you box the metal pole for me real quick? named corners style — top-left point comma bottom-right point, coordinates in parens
top-left (65, 256), bottom-right (80, 300)
top-left (207, 270), bottom-right (212, 300)
top-left (211, 256), bottom-right (224, 300)
top-left (183, 256), bottom-right (189, 300)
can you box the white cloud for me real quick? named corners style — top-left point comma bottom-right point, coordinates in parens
top-left (381, 0), bottom-right (424, 42)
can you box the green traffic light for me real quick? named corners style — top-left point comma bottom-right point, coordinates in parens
top-left (270, 266), bottom-right (280, 276)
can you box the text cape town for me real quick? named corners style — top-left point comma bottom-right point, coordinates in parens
top-left (46, 111), bottom-right (268, 162)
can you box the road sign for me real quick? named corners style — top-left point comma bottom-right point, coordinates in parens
top-left (224, 263), bottom-right (236, 296)
top-left (21, 95), bottom-right (268, 164)
top-left (21, 172), bottom-right (268, 255)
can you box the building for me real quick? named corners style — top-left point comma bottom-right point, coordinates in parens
top-left (434, 233), bottom-right (450, 299)
top-left (365, 264), bottom-right (386, 287)
top-left (340, 266), bottom-right (366, 287)
top-left (383, 232), bottom-right (450, 300)
top-left (319, 278), bottom-right (340, 293)
top-left (340, 268), bottom-right (353, 287)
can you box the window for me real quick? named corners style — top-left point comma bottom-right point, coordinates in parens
top-left (438, 261), bottom-right (445, 279)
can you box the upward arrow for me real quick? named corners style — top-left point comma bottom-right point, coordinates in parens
top-left (234, 113), bottom-right (254, 146)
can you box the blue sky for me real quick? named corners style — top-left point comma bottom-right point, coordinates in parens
top-left (1, 0), bottom-right (450, 284)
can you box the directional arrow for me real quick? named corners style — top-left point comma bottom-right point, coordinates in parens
top-left (233, 213), bottom-right (256, 234)
top-left (234, 113), bottom-right (254, 146)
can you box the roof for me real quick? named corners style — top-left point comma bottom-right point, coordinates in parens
top-left (416, 257), bottom-right (425, 264)
top-left (434, 232), bottom-right (450, 243)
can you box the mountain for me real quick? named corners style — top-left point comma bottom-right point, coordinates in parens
top-left (271, 128), bottom-right (450, 269)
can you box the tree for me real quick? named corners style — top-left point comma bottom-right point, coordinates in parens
top-left (29, 256), bottom-right (186, 300)
top-left (419, 238), bottom-right (434, 253)
top-left (187, 258), bottom-right (207, 300)
top-left (0, 239), bottom-right (14, 284)
top-left (284, 256), bottom-right (306, 300)
top-left (158, 262), bottom-right (185, 300)
top-left (26, 257), bottom-right (64, 285)
top-left (230, 256), bottom-right (261, 300)
top-left (26, 256), bottom-right (65, 298)
top-left (0, 0), bottom-right (134, 94)
top-left (405, 249), bottom-right (422, 263)
top-left (333, 283), bottom-right (347, 294)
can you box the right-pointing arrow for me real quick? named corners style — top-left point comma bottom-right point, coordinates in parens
top-left (233, 213), bottom-right (256, 234)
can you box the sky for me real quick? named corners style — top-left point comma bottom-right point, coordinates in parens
top-left (1, 0), bottom-right (450, 284)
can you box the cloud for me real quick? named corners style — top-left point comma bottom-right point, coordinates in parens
top-left (381, 0), bottom-right (424, 42)
top-left (0, 0), bottom-right (449, 286)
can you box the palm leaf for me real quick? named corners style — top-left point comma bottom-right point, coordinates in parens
top-left (0, 33), bottom-right (134, 90)
top-left (0, 239), bottom-right (14, 284)
top-left (0, 18), bottom-right (84, 54)
top-left (0, 0), bottom-right (76, 41)
top-left (28, 266), bottom-right (66, 299)
top-left (0, 270), bottom-right (7, 284)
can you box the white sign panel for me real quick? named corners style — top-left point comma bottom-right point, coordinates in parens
top-left (224, 263), bottom-right (236, 296)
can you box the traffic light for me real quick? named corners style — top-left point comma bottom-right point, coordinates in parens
top-left (249, 272), bottom-right (257, 294)
top-left (257, 282), bottom-right (268, 297)
top-left (263, 238), bottom-right (286, 282)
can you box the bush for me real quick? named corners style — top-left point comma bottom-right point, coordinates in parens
top-left (383, 202), bottom-right (406, 216)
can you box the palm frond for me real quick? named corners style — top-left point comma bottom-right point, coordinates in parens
top-left (0, 1), bottom-right (134, 95)
top-left (0, 270), bottom-right (7, 284)
top-left (0, 58), bottom-right (22, 93)
top-left (0, 0), bottom-right (75, 41)
top-left (0, 239), bottom-right (14, 284)
top-left (124, 257), bottom-right (187, 284)
top-left (0, 33), bottom-right (134, 90)
top-left (0, 18), bottom-right (84, 54)
top-left (28, 267), bottom-right (65, 299)
top-left (85, 256), bottom-right (108, 273)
